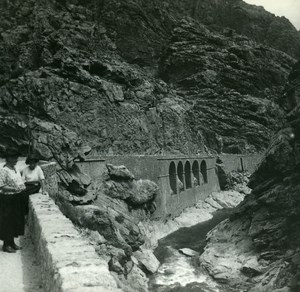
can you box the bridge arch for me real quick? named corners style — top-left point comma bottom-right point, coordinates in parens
top-left (192, 160), bottom-right (200, 186)
top-left (185, 161), bottom-right (192, 189)
top-left (200, 160), bottom-right (208, 183)
top-left (169, 161), bottom-right (177, 194)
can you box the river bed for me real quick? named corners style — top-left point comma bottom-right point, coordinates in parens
top-left (149, 209), bottom-right (232, 292)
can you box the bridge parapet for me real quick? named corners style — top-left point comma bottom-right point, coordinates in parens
top-left (28, 161), bottom-right (121, 292)
top-left (28, 193), bottom-right (121, 292)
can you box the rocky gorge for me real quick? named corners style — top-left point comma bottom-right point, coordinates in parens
top-left (56, 161), bottom-right (251, 292)
top-left (0, 0), bottom-right (300, 291)
top-left (198, 60), bottom-right (300, 292)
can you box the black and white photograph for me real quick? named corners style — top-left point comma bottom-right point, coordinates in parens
top-left (0, 0), bottom-right (300, 291)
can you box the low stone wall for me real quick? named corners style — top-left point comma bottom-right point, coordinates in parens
top-left (40, 162), bottom-right (58, 197)
top-left (219, 153), bottom-right (263, 174)
top-left (28, 193), bottom-right (121, 292)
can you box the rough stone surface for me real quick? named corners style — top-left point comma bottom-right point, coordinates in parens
top-left (133, 248), bottom-right (160, 275)
top-left (161, 0), bottom-right (300, 59)
top-left (56, 163), bottom-right (161, 291)
top-left (28, 193), bottom-right (121, 292)
top-left (128, 179), bottom-right (158, 206)
top-left (140, 189), bottom-right (246, 250)
top-left (199, 60), bottom-right (300, 292)
top-left (0, 0), bottom-right (297, 158)
top-left (40, 162), bottom-right (58, 197)
top-left (105, 164), bottom-right (135, 181)
top-left (124, 265), bottom-right (149, 292)
top-left (57, 164), bottom-right (159, 254)
top-left (57, 196), bottom-right (144, 253)
top-left (101, 164), bottom-right (158, 209)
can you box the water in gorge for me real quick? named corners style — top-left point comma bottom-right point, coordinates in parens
top-left (149, 209), bottom-right (233, 292)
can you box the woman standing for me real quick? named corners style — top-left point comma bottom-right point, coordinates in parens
top-left (22, 154), bottom-right (46, 193)
top-left (0, 149), bottom-right (26, 253)
top-left (21, 154), bottom-right (47, 215)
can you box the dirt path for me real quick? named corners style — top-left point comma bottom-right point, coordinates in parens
top-left (0, 228), bottom-right (43, 292)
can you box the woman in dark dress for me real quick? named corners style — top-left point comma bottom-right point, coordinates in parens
top-left (0, 148), bottom-right (26, 253)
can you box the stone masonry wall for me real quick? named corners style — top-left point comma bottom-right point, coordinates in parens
top-left (28, 193), bottom-right (122, 292)
top-left (40, 162), bottom-right (58, 197)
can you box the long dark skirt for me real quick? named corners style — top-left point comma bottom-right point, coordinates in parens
top-left (0, 194), bottom-right (25, 241)
top-left (0, 182), bottom-right (41, 241)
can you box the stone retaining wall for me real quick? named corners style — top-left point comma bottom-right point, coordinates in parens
top-left (28, 193), bottom-right (122, 292)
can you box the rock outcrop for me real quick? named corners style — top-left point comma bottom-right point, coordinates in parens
top-left (161, 0), bottom-right (300, 59)
top-left (57, 164), bottom-right (160, 292)
top-left (0, 0), bottom-right (297, 157)
top-left (200, 61), bottom-right (300, 292)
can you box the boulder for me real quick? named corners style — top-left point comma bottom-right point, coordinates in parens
top-left (101, 165), bottom-right (158, 209)
top-left (133, 248), bottom-right (160, 275)
top-left (178, 248), bottom-right (199, 257)
top-left (106, 164), bottom-right (135, 181)
top-left (211, 191), bottom-right (245, 209)
top-left (128, 179), bottom-right (158, 206)
top-left (102, 179), bottom-right (135, 200)
top-left (56, 196), bottom-right (144, 252)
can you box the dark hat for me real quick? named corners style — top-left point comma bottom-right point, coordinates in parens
top-left (1, 148), bottom-right (21, 158)
top-left (25, 153), bottom-right (41, 164)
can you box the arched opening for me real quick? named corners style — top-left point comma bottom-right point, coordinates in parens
top-left (192, 160), bottom-right (200, 186)
top-left (169, 162), bottom-right (177, 194)
top-left (177, 161), bottom-right (184, 192)
top-left (201, 160), bottom-right (208, 183)
top-left (185, 161), bottom-right (192, 189)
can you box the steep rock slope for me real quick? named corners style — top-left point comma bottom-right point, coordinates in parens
top-left (0, 0), bottom-right (296, 157)
top-left (162, 0), bottom-right (300, 60)
top-left (200, 61), bottom-right (300, 292)
top-left (98, 0), bottom-right (300, 63)
top-left (159, 19), bottom-right (292, 153)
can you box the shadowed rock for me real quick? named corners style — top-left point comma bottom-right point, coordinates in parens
top-left (102, 164), bottom-right (158, 210)
top-left (0, 0), bottom-right (297, 156)
top-left (199, 60), bottom-right (300, 292)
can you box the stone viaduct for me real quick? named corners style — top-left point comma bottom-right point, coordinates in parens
top-left (76, 154), bottom-right (261, 218)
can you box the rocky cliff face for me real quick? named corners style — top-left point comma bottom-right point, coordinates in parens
top-left (0, 0), bottom-right (297, 159)
top-left (57, 164), bottom-right (160, 292)
top-left (163, 0), bottom-right (300, 60)
top-left (200, 61), bottom-right (300, 292)
top-left (1, 2), bottom-right (299, 290)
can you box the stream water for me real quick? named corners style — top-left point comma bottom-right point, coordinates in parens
top-left (149, 209), bottom-right (232, 292)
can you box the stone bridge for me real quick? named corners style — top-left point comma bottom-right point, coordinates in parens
top-left (75, 154), bottom-right (261, 218)
top-left (0, 154), bottom-right (261, 291)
